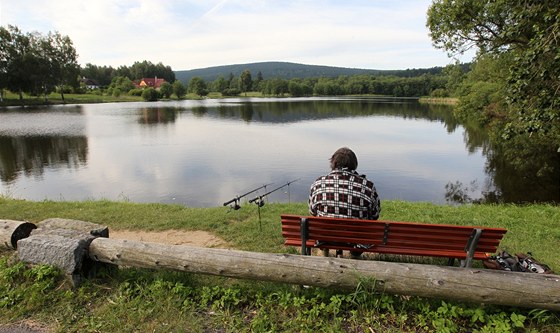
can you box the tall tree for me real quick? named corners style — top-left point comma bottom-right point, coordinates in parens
top-left (43, 31), bottom-right (79, 101)
top-left (212, 76), bottom-right (228, 93)
top-left (1, 25), bottom-right (35, 101)
top-left (0, 27), bottom-right (10, 101)
top-left (188, 76), bottom-right (208, 96)
top-left (159, 82), bottom-right (173, 99)
top-left (239, 70), bottom-right (252, 96)
top-left (428, 0), bottom-right (560, 201)
top-left (427, 0), bottom-right (560, 139)
top-left (172, 80), bottom-right (186, 99)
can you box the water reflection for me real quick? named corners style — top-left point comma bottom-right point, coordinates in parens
top-left (175, 97), bottom-right (460, 125)
top-left (0, 136), bottom-right (87, 183)
top-left (138, 107), bottom-right (178, 124)
top-left (0, 97), bottom-right (557, 206)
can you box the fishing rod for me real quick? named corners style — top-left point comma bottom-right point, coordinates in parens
top-left (223, 183), bottom-right (273, 210)
top-left (249, 179), bottom-right (300, 208)
top-left (249, 178), bottom-right (300, 231)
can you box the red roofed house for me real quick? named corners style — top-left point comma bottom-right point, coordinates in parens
top-left (137, 77), bottom-right (166, 89)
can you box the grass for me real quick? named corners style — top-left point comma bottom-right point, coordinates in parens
top-left (418, 97), bottom-right (459, 105)
top-left (0, 91), bottom-right (144, 106)
top-left (0, 90), bottom-right (267, 107)
top-left (0, 197), bottom-right (559, 332)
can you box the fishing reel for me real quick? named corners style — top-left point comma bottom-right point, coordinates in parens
top-left (224, 198), bottom-right (241, 211)
top-left (253, 197), bottom-right (265, 207)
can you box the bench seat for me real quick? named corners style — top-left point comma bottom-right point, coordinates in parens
top-left (281, 214), bottom-right (507, 267)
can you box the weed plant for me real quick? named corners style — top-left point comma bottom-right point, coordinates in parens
top-left (0, 197), bottom-right (559, 332)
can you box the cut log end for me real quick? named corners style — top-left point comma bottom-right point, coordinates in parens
top-left (12, 222), bottom-right (37, 249)
top-left (1, 220), bottom-right (38, 250)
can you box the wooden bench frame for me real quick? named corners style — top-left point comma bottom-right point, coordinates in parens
top-left (281, 214), bottom-right (507, 268)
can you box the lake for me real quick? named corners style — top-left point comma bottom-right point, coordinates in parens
top-left (0, 96), bottom-right (536, 207)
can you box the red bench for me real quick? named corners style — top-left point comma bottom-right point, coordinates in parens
top-left (281, 214), bottom-right (507, 268)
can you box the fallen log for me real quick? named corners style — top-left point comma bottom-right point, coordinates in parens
top-left (0, 219), bottom-right (37, 250)
top-left (88, 237), bottom-right (560, 311)
top-left (17, 219), bottom-right (109, 286)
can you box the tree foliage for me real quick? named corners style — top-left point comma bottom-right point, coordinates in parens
top-left (141, 87), bottom-right (158, 101)
top-left (0, 25), bottom-right (79, 101)
top-left (203, 69), bottom-right (449, 98)
top-left (188, 77), bottom-right (208, 96)
top-left (172, 80), bottom-right (186, 99)
top-left (427, 0), bottom-right (560, 139)
top-left (239, 69), bottom-right (252, 95)
top-left (107, 76), bottom-right (135, 96)
top-left (79, 60), bottom-right (175, 88)
top-left (129, 60), bottom-right (175, 83)
top-left (159, 82), bottom-right (173, 99)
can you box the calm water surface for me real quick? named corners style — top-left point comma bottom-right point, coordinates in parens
top-left (0, 97), bottom-right (491, 207)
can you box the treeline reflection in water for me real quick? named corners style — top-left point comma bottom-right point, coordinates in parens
top-left (0, 97), bottom-right (558, 205)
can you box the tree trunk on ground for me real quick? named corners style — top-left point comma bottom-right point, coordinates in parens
top-left (88, 238), bottom-right (560, 311)
top-left (0, 219), bottom-right (37, 250)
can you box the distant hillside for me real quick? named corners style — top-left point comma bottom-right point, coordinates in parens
top-left (174, 61), bottom-right (444, 84)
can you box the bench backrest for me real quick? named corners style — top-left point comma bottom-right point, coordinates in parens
top-left (281, 214), bottom-right (507, 260)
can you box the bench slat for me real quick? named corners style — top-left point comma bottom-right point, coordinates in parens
top-left (281, 214), bottom-right (507, 264)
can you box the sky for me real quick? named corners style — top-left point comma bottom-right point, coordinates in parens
top-left (0, 0), bottom-right (475, 71)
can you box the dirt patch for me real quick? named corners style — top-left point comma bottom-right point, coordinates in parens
top-left (0, 320), bottom-right (52, 333)
top-left (109, 229), bottom-right (228, 248)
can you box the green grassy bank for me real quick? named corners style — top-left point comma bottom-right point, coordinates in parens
top-left (0, 91), bottom-right (265, 107)
top-left (1, 198), bottom-right (559, 332)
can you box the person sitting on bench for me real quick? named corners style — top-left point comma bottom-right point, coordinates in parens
top-left (308, 147), bottom-right (381, 258)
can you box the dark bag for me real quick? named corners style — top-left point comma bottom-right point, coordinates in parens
top-left (483, 251), bottom-right (554, 274)
top-left (516, 252), bottom-right (554, 274)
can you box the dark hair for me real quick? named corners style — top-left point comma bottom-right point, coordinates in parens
top-left (330, 147), bottom-right (358, 170)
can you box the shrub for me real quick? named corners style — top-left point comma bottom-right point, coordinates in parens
top-left (142, 88), bottom-right (159, 101)
top-left (222, 88), bottom-right (240, 97)
top-left (128, 89), bottom-right (143, 96)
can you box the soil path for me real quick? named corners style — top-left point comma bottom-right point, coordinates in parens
top-left (109, 229), bottom-right (228, 247)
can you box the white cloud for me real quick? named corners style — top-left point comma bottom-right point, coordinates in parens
top-left (1, 0), bottom-right (474, 70)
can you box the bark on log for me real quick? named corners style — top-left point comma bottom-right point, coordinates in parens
top-left (0, 219), bottom-right (37, 249)
top-left (88, 238), bottom-right (560, 311)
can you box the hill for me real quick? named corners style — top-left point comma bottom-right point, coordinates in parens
top-left (174, 61), bottom-right (444, 83)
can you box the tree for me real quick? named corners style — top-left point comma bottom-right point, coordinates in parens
top-left (129, 60), bottom-right (175, 83)
top-left (0, 27), bottom-right (11, 101)
top-left (442, 62), bottom-right (466, 97)
top-left (254, 71), bottom-right (264, 91)
top-left (172, 80), bottom-right (186, 99)
top-left (227, 73), bottom-right (235, 89)
top-left (43, 31), bottom-right (79, 101)
top-left (188, 77), bottom-right (208, 96)
top-left (1, 26), bottom-right (34, 101)
top-left (80, 63), bottom-right (115, 87)
top-left (107, 76), bottom-right (135, 96)
top-left (211, 76), bottom-right (228, 93)
top-left (428, 0), bottom-right (560, 199)
top-left (142, 87), bottom-right (158, 101)
top-left (0, 25), bottom-right (79, 102)
top-left (239, 69), bottom-right (252, 95)
top-left (159, 82), bottom-right (173, 99)
top-left (427, 0), bottom-right (560, 139)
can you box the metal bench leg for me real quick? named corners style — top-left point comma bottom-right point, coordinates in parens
top-left (300, 218), bottom-right (310, 255)
top-left (462, 228), bottom-right (482, 268)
